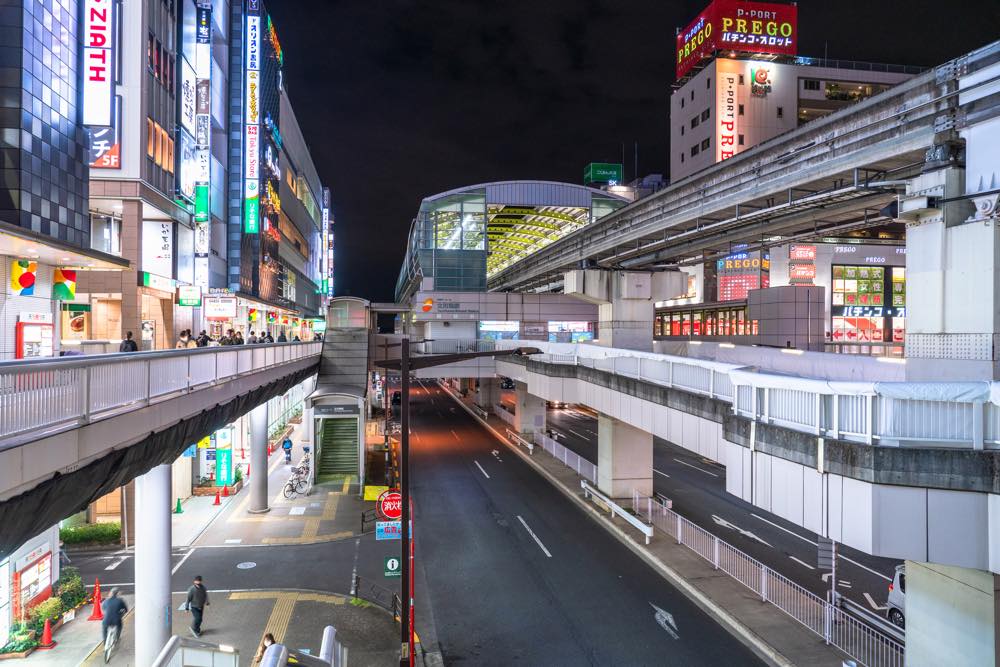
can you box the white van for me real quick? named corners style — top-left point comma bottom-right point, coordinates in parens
top-left (886, 564), bottom-right (905, 628)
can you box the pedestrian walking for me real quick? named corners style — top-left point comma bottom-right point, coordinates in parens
top-left (254, 632), bottom-right (276, 663)
top-left (101, 587), bottom-right (128, 643)
top-left (247, 330), bottom-right (259, 344)
top-left (185, 575), bottom-right (209, 637)
top-left (264, 332), bottom-right (274, 343)
top-left (196, 330), bottom-right (210, 347)
top-left (282, 436), bottom-right (293, 463)
top-left (277, 331), bottom-right (287, 343)
top-left (119, 331), bottom-right (138, 352)
top-left (234, 331), bottom-right (244, 345)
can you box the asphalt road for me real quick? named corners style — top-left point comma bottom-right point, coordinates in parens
top-left (545, 406), bottom-right (898, 614)
top-left (410, 381), bottom-right (762, 666)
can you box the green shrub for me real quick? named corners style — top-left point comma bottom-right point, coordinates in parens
top-left (56, 567), bottom-right (87, 609)
top-left (0, 627), bottom-right (38, 654)
top-left (27, 597), bottom-right (63, 634)
top-left (59, 522), bottom-right (121, 545)
top-left (234, 466), bottom-right (243, 483)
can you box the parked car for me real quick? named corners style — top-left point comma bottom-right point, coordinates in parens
top-left (499, 377), bottom-right (515, 390)
top-left (546, 401), bottom-right (567, 409)
top-left (886, 564), bottom-right (905, 628)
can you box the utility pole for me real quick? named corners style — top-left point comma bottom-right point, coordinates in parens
top-left (399, 337), bottom-right (413, 667)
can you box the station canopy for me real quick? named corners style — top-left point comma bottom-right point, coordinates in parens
top-left (486, 204), bottom-right (591, 276)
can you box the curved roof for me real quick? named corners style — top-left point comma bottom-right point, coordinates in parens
top-left (418, 180), bottom-right (626, 210)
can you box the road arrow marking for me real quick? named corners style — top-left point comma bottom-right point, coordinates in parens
top-left (864, 592), bottom-right (889, 611)
top-left (712, 515), bottom-right (773, 548)
top-left (821, 573), bottom-right (853, 588)
top-left (650, 603), bottom-right (679, 639)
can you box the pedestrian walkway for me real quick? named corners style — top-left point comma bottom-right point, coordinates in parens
top-left (442, 381), bottom-right (849, 667)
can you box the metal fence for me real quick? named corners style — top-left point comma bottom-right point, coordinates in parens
top-left (534, 432), bottom-right (598, 484)
top-left (351, 573), bottom-right (401, 622)
top-left (631, 491), bottom-right (904, 667)
top-left (0, 342), bottom-right (321, 448)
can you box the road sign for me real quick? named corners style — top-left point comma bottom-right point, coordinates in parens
top-left (384, 556), bottom-right (401, 578)
top-left (377, 490), bottom-right (403, 520)
top-left (818, 537), bottom-right (835, 569)
top-left (376, 520), bottom-right (402, 541)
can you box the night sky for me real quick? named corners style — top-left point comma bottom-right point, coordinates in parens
top-left (267, 1), bottom-right (999, 302)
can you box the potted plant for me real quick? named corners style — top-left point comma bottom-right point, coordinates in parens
top-left (27, 597), bottom-right (64, 636)
top-left (0, 623), bottom-right (38, 660)
top-left (56, 566), bottom-right (88, 613)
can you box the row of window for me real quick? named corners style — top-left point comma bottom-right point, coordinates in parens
top-left (146, 118), bottom-right (175, 173)
top-left (679, 135), bottom-right (745, 162)
top-left (654, 307), bottom-right (759, 337)
top-left (147, 33), bottom-right (176, 96)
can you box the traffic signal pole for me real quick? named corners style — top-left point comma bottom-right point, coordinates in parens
top-left (399, 337), bottom-right (413, 667)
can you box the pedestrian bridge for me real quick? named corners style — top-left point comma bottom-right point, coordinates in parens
top-left (490, 340), bottom-right (1000, 574)
top-left (0, 342), bottom-right (321, 557)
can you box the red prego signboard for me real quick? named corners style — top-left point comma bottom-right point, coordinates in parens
top-left (378, 490), bottom-right (403, 520)
top-left (676, 0), bottom-right (798, 80)
top-left (789, 244), bottom-right (817, 261)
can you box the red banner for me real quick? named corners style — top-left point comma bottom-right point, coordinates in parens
top-left (676, 0), bottom-right (798, 80)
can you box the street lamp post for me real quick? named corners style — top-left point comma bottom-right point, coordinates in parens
top-left (376, 342), bottom-right (540, 667)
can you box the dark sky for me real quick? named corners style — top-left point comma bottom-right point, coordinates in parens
top-left (267, 1), bottom-right (999, 303)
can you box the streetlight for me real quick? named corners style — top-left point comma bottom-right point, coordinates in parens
top-left (375, 342), bottom-right (539, 667)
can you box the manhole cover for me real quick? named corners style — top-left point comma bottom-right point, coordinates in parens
top-left (236, 561), bottom-right (256, 570)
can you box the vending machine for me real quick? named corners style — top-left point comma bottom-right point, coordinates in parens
top-left (14, 313), bottom-right (54, 359)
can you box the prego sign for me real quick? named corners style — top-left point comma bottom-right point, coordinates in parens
top-left (377, 490), bottom-right (403, 520)
top-left (676, 0), bottom-right (797, 80)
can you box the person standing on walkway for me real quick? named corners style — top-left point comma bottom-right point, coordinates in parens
top-left (119, 331), bottom-right (138, 352)
top-left (247, 330), bottom-right (259, 344)
top-left (282, 436), bottom-right (293, 463)
top-left (185, 575), bottom-right (209, 637)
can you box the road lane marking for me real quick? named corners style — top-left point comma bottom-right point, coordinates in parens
top-left (672, 457), bottom-right (718, 477)
top-left (711, 515), bottom-right (773, 547)
top-left (864, 592), bottom-right (889, 611)
top-left (171, 547), bottom-right (195, 575)
top-left (516, 515), bottom-right (552, 558)
top-left (104, 557), bottom-right (126, 571)
top-left (474, 461), bottom-right (490, 479)
top-left (450, 429), bottom-right (460, 441)
top-left (750, 513), bottom-right (892, 582)
top-left (789, 556), bottom-right (816, 570)
top-left (653, 469), bottom-right (671, 478)
top-left (568, 428), bottom-right (589, 440)
top-left (821, 573), bottom-right (852, 589)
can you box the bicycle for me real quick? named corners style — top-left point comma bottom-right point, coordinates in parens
top-left (104, 624), bottom-right (121, 663)
top-left (282, 475), bottom-right (308, 498)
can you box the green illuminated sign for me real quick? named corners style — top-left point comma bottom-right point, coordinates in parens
top-left (215, 448), bottom-right (232, 486)
top-left (584, 162), bottom-right (623, 184)
top-left (195, 184), bottom-right (210, 223)
top-left (244, 196), bottom-right (259, 234)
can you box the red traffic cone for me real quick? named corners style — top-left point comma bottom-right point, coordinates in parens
top-left (87, 579), bottom-right (104, 621)
top-left (246, 465), bottom-right (250, 478)
top-left (213, 491), bottom-right (221, 506)
top-left (222, 485), bottom-right (230, 498)
top-left (37, 618), bottom-right (57, 649)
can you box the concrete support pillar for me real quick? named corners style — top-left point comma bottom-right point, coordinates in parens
top-left (597, 414), bottom-right (653, 499)
top-left (476, 377), bottom-right (500, 409)
top-left (513, 381), bottom-right (546, 438)
top-left (249, 402), bottom-right (269, 513)
top-left (134, 464), bottom-right (171, 665)
top-left (302, 405), bottom-right (314, 445)
top-left (904, 561), bottom-right (1000, 667)
top-left (564, 269), bottom-right (684, 352)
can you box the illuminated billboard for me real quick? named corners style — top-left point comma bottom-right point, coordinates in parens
top-left (82, 0), bottom-right (115, 126)
top-left (675, 0), bottom-right (797, 80)
top-left (243, 14), bottom-right (261, 234)
top-left (716, 58), bottom-right (740, 162)
top-left (88, 95), bottom-right (121, 169)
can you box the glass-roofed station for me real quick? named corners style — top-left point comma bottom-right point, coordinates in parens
top-left (395, 181), bottom-right (628, 302)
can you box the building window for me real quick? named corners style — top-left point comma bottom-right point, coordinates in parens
top-left (700, 138), bottom-right (710, 151)
top-left (706, 77), bottom-right (711, 89)
top-left (146, 119), bottom-right (155, 158)
top-left (690, 90), bottom-right (694, 101)
top-left (680, 153), bottom-right (685, 163)
top-left (738, 134), bottom-right (745, 145)
top-left (154, 40), bottom-right (162, 79)
top-left (691, 145), bottom-right (699, 157)
top-left (91, 214), bottom-right (123, 255)
top-left (738, 104), bottom-right (744, 116)
top-left (804, 79), bottom-right (820, 90)
top-left (167, 56), bottom-right (175, 95)
top-left (691, 116), bottom-right (699, 129)
top-left (777, 106), bottom-right (784, 118)
top-left (701, 108), bottom-right (710, 121)
top-left (147, 33), bottom-right (155, 71)
top-left (680, 125), bottom-right (684, 136)
top-left (739, 74), bottom-right (744, 85)
top-left (680, 97), bottom-right (685, 108)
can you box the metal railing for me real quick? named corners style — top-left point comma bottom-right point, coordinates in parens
top-left (494, 339), bottom-right (1000, 450)
top-left (505, 429), bottom-right (535, 454)
top-left (631, 490), bottom-right (903, 667)
top-left (534, 432), bottom-right (598, 485)
top-left (0, 342), bottom-right (321, 449)
top-left (351, 573), bottom-right (401, 622)
top-left (583, 481), bottom-right (653, 544)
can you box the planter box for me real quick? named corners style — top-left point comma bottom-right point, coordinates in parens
top-left (0, 648), bottom-right (36, 660)
top-left (191, 479), bottom-right (243, 497)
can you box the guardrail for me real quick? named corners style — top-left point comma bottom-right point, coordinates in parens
top-left (352, 573), bottom-right (401, 622)
top-left (582, 480), bottom-right (653, 544)
top-left (493, 403), bottom-right (515, 427)
top-left (471, 404), bottom-right (488, 419)
top-left (505, 429), bottom-right (534, 454)
top-left (631, 490), bottom-right (903, 667)
top-left (0, 342), bottom-right (321, 449)
top-left (535, 432), bottom-right (598, 485)
top-left (493, 339), bottom-right (1000, 450)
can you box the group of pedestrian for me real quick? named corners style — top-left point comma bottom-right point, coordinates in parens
top-left (116, 327), bottom-right (319, 353)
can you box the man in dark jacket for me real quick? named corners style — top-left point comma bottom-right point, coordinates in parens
top-left (119, 331), bottom-right (138, 352)
top-left (185, 575), bottom-right (209, 637)
top-left (101, 587), bottom-right (128, 642)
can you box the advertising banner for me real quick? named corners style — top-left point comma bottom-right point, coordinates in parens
top-left (82, 0), bottom-right (115, 126)
top-left (243, 14), bottom-right (261, 235)
top-left (676, 0), bottom-right (797, 80)
top-left (716, 58), bottom-right (740, 162)
top-left (180, 56), bottom-right (197, 135)
top-left (141, 220), bottom-right (174, 279)
top-left (88, 95), bottom-right (121, 169)
top-left (177, 129), bottom-right (197, 202)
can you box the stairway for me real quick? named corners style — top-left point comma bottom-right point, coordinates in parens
top-left (317, 418), bottom-right (359, 482)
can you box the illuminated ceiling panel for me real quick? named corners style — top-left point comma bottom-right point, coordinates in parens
top-left (486, 204), bottom-right (590, 277)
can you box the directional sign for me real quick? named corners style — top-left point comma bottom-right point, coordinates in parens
top-left (378, 490), bottom-right (403, 520)
top-left (818, 537), bottom-right (835, 569)
top-left (376, 520), bottom-right (402, 541)
top-left (384, 556), bottom-right (401, 578)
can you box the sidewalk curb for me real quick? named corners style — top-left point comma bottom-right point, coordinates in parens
top-left (440, 382), bottom-right (795, 667)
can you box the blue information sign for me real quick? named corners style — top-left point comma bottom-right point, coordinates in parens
top-left (375, 521), bottom-right (402, 541)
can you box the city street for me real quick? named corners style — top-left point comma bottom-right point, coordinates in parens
top-left (411, 381), bottom-right (762, 665)
top-left (542, 403), bottom-right (898, 613)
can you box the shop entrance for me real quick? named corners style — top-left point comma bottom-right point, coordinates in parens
top-left (316, 416), bottom-right (359, 483)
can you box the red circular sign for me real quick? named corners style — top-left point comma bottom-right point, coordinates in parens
top-left (377, 491), bottom-right (403, 520)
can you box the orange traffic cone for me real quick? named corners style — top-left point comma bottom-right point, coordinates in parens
top-left (87, 579), bottom-right (103, 621)
top-left (222, 485), bottom-right (230, 498)
top-left (213, 491), bottom-right (221, 506)
top-left (246, 465), bottom-right (250, 478)
top-left (37, 618), bottom-right (56, 649)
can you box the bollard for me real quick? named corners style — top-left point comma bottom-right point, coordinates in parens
top-left (174, 498), bottom-right (183, 514)
top-left (87, 579), bottom-right (104, 620)
top-left (213, 491), bottom-right (221, 506)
